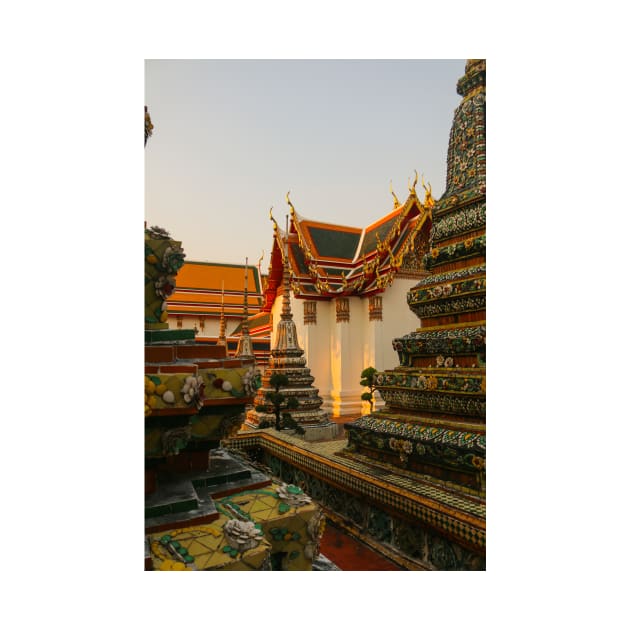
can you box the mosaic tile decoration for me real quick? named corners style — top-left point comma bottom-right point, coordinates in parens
top-left (215, 486), bottom-right (323, 570)
top-left (226, 431), bottom-right (485, 552)
top-left (147, 481), bottom-right (322, 571)
top-left (430, 202), bottom-right (486, 243)
top-left (349, 416), bottom-right (485, 450)
top-left (147, 517), bottom-right (271, 571)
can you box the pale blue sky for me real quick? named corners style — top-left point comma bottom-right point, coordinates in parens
top-left (145, 59), bottom-right (465, 268)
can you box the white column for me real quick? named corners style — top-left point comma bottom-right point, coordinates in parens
top-left (301, 299), bottom-right (332, 405)
top-left (326, 296), bottom-right (365, 417)
top-left (362, 296), bottom-right (385, 413)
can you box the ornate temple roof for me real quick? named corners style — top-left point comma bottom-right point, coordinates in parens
top-left (167, 261), bottom-right (263, 321)
top-left (262, 182), bottom-right (435, 303)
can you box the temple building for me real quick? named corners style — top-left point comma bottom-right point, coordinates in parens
top-left (166, 260), bottom-right (271, 363)
top-left (259, 185), bottom-right (433, 417)
top-left (229, 59), bottom-right (486, 570)
top-left (147, 59), bottom-right (486, 570)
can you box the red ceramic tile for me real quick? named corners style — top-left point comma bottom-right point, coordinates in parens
top-left (320, 523), bottom-right (401, 571)
top-left (158, 364), bottom-right (198, 374)
top-left (176, 345), bottom-right (226, 360)
top-left (145, 346), bottom-right (175, 363)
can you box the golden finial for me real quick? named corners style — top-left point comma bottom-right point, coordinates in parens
top-left (389, 180), bottom-right (400, 208)
top-left (257, 250), bottom-right (264, 279)
top-left (408, 169), bottom-right (418, 194)
top-left (286, 214), bottom-right (295, 266)
top-left (421, 174), bottom-right (435, 210)
top-left (286, 190), bottom-right (296, 218)
top-left (269, 206), bottom-right (279, 233)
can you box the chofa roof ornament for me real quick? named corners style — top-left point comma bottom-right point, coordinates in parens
top-left (286, 190), bottom-right (297, 219)
top-left (269, 206), bottom-right (279, 234)
top-left (421, 174), bottom-right (435, 210)
top-left (389, 180), bottom-right (401, 208)
top-left (408, 169), bottom-right (419, 195)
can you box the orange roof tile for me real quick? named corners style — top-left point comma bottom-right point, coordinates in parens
top-left (167, 261), bottom-right (263, 316)
top-left (175, 262), bottom-right (260, 293)
top-left (168, 292), bottom-right (261, 307)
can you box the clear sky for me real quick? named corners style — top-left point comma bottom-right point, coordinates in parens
top-left (145, 59), bottom-right (465, 269)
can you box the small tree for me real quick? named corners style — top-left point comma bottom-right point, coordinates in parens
top-left (360, 366), bottom-right (378, 413)
top-left (256, 373), bottom-right (305, 435)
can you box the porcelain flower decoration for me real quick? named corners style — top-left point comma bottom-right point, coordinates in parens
top-left (223, 519), bottom-right (263, 553)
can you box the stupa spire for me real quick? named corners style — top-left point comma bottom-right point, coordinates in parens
top-left (243, 261), bottom-right (250, 329)
top-left (235, 258), bottom-right (255, 359)
top-left (444, 59), bottom-right (486, 197)
top-left (217, 280), bottom-right (226, 346)
top-left (274, 214), bottom-right (301, 352)
top-left (344, 56), bottom-right (487, 500)
top-left (457, 59), bottom-right (486, 99)
top-left (257, 250), bottom-right (264, 289)
top-left (281, 216), bottom-right (292, 317)
top-left (245, 196), bottom-right (334, 439)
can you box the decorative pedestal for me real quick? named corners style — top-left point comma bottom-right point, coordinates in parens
top-left (144, 225), bottom-right (325, 569)
top-left (341, 59), bottom-right (487, 566)
top-left (147, 479), bottom-right (324, 571)
top-left (345, 60), bottom-right (486, 494)
top-left (246, 253), bottom-right (334, 438)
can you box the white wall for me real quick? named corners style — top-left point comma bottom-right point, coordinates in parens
top-left (380, 277), bottom-right (423, 366)
top-left (266, 277), bottom-right (423, 418)
top-left (166, 314), bottom-right (241, 339)
top-left (300, 299), bottom-right (332, 407)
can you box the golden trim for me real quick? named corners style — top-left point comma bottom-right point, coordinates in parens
top-left (389, 180), bottom-right (400, 208)
top-left (374, 413), bottom-right (484, 432)
top-left (413, 320), bottom-right (486, 332)
top-left (409, 288), bottom-right (486, 305)
top-left (462, 85), bottom-right (485, 102)
top-left (228, 432), bottom-right (485, 530)
top-left (408, 169), bottom-right (418, 194)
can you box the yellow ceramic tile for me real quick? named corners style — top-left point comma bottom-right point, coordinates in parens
top-left (248, 500), bottom-right (276, 515)
top-left (257, 496), bottom-right (282, 508)
top-left (197, 553), bottom-right (227, 570)
top-left (187, 540), bottom-right (210, 556)
top-left (249, 497), bottom-right (271, 509)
